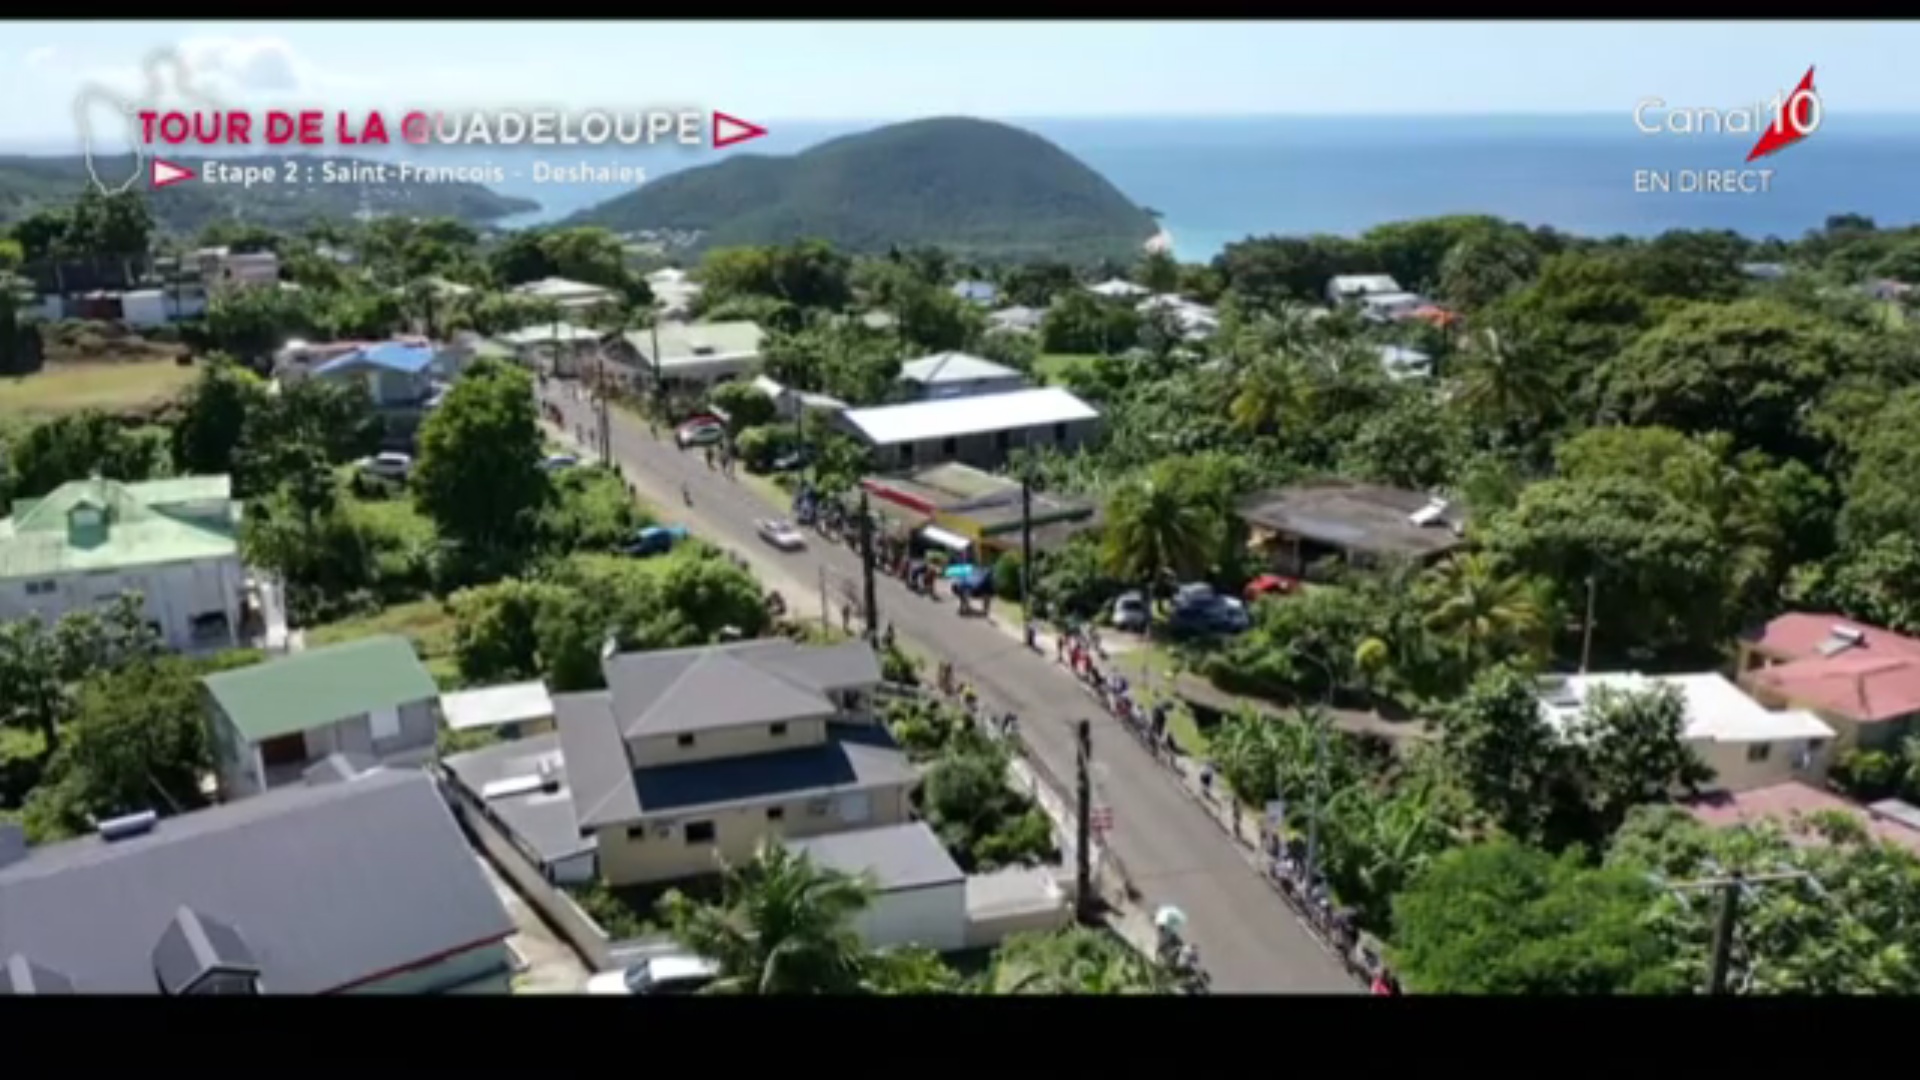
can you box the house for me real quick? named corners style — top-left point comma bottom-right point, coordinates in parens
top-left (547, 639), bottom-right (915, 887)
top-left (202, 635), bottom-right (441, 800)
top-left (838, 386), bottom-right (1101, 471)
top-left (1236, 480), bottom-right (1466, 578)
top-left (786, 823), bottom-right (969, 953)
top-left (861, 461), bottom-right (1098, 556)
top-left (1538, 672), bottom-right (1835, 793)
top-left (751, 375), bottom-right (847, 422)
top-left (646, 268), bottom-right (702, 320)
top-left (191, 247), bottom-right (280, 289)
top-left (497, 322), bottom-right (603, 377)
top-left (309, 341), bottom-right (438, 408)
top-left (1685, 781), bottom-right (1920, 858)
top-left (434, 331), bottom-right (515, 381)
top-left (0, 476), bottom-right (243, 652)
top-left (441, 733), bottom-right (598, 885)
top-left (510, 276), bottom-right (619, 313)
top-left (986, 305), bottom-right (1045, 335)
top-left (898, 352), bottom-right (1030, 401)
top-left (1742, 262), bottom-right (1790, 281)
top-left (951, 280), bottom-right (999, 306)
top-left (1737, 614), bottom-right (1920, 754)
top-left (1860, 279), bottom-right (1913, 303)
top-left (272, 339), bottom-right (371, 382)
top-left (1377, 345), bottom-right (1432, 380)
top-left (606, 320), bottom-right (766, 393)
top-left (1086, 278), bottom-right (1151, 300)
top-left (441, 681), bottom-right (557, 742)
top-left (0, 770), bottom-right (515, 994)
top-left (1357, 291), bottom-right (1428, 323)
top-left (1326, 274), bottom-right (1402, 305)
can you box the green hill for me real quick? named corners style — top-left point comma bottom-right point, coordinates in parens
top-left (0, 154), bottom-right (537, 236)
top-left (564, 117), bottom-right (1158, 264)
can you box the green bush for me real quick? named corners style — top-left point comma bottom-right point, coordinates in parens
top-left (1832, 749), bottom-right (1901, 801)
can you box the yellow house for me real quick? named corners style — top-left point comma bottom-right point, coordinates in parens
top-left (554, 640), bottom-right (919, 888)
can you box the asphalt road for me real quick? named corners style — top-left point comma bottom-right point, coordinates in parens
top-left (543, 386), bottom-right (1357, 993)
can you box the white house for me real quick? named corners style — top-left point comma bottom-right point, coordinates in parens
top-left (1538, 672), bottom-right (1836, 794)
top-left (191, 247), bottom-right (280, 290)
top-left (607, 321), bottom-right (766, 392)
top-left (0, 476), bottom-right (244, 652)
top-left (986, 306), bottom-right (1045, 335)
top-left (751, 375), bottom-right (848, 421)
top-left (646, 268), bottom-right (703, 320)
top-left (1087, 278), bottom-right (1151, 300)
top-left (497, 322), bottom-right (604, 376)
top-left (1326, 274), bottom-right (1402, 305)
top-left (308, 341), bottom-right (439, 408)
top-left (1137, 294), bottom-right (1220, 342)
top-left (839, 386), bottom-right (1100, 471)
top-left (511, 277), bottom-right (619, 313)
top-left (950, 280), bottom-right (999, 306)
top-left (897, 352), bottom-right (1029, 401)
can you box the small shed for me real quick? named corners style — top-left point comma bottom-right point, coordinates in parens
top-left (440, 681), bottom-right (556, 740)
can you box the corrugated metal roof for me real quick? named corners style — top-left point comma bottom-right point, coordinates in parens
top-left (620, 321), bottom-right (765, 368)
top-left (203, 635), bottom-right (438, 743)
top-left (899, 352), bottom-right (1022, 386)
top-left (314, 341), bottom-right (435, 377)
top-left (440, 681), bottom-right (555, 732)
top-left (0, 476), bottom-right (238, 579)
top-left (842, 387), bottom-right (1098, 447)
top-left (0, 770), bottom-right (511, 994)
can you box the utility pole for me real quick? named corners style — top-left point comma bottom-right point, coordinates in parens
top-left (649, 318), bottom-right (666, 423)
top-left (858, 490), bottom-right (879, 644)
top-left (818, 565), bottom-right (830, 631)
top-left (1579, 574), bottom-right (1598, 674)
top-left (1020, 468), bottom-right (1034, 613)
top-left (1075, 718), bottom-right (1095, 923)
top-left (1657, 868), bottom-right (1815, 995)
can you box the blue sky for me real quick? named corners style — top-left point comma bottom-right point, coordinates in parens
top-left (3, 20), bottom-right (1911, 148)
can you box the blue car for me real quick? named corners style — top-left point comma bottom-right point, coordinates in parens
top-left (620, 525), bottom-right (689, 558)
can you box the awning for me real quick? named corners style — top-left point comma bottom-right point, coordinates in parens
top-left (920, 525), bottom-right (973, 552)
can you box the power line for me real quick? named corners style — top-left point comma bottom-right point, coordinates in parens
top-left (1653, 866), bottom-right (1818, 995)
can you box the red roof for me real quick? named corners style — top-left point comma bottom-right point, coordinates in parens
top-left (1748, 612), bottom-right (1920, 661)
top-left (1687, 782), bottom-right (1920, 857)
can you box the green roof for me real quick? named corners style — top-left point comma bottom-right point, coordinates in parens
top-left (0, 476), bottom-right (238, 580)
top-left (203, 634), bottom-right (438, 743)
top-left (620, 321), bottom-right (765, 367)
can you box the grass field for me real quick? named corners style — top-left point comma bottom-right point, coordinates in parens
top-left (0, 361), bottom-right (198, 418)
top-left (307, 597), bottom-right (462, 688)
top-left (1035, 353), bottom-right (1102, 384)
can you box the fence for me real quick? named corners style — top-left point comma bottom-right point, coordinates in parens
top-left (436, 769), bottom-right (618, 972)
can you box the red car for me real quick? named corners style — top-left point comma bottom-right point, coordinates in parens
top-left (1245, 574), bottom-right (1302, 601)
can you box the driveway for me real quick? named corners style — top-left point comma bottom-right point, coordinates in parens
top-left (473, 855), bottom-right (591, 995)
top-left (543, 386), bottom-right (1357, 993)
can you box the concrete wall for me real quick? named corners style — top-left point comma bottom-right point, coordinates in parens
top-left (0, 555), bottom-right (244, 652)
top-left (1696, 735), bottom-right (1833, 793)
top-left (595, 783), bottom-right (915, 888)
top-left (857, 882), bottom-right (968, 953)
top-left (867, 416), bottom-right (1099, 472)
top-left (441, 770), bottom-right (617, 971)
top-left (303, 697), bottom-right (439, 763)
top-left (628, 717), bottom-right (828, 768)
top-left (963, 868), bottom-right (1072, 948)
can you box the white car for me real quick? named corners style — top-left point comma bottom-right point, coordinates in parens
top-left (585, 954), bottom-right (720, 996)
top-left (357, 452), bottom-right (413, 481)
top-left (757, 519), bottom-right (806, 551)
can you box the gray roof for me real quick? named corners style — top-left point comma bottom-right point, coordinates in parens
top-left (786, 823), bottom-right (963, 892)
top-left (603, 639), bottom-right (883, 740)
top-left (899, 352), bottom-right (1023, 386)
top-left (443, 733), bottom-right (595, 866)
top-left (0, 953), bottom-right (75, 994)
top-left (0, 770), bottom-right (512, 994)
top-left (152, 907), bottom-right (258, 994)
top-left (303, 752), bottom-right (376, 787)
top-left (1237, 480), bottom-right (1467, 562)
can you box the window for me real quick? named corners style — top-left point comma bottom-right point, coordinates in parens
top-left (1746, 742), bottom-right (1773, 763)
top-left (899, 443), bottom-right (914, 465)
top-left (1053, 422), bottom-right (1068, 442)
top-left (941, 436), bottom-right (958, 456)
top-left (836, 792), bottom-right (873, 824)
top-left (765, 806), bottom-right (785, 822)
top-left (625, 825), bottom-right (647, 841)
top-left (770, 722), bottom-right (788, 737)
top-left (368, 705), bottom-right (401, 742)
top-left (677, 733), bottom-right (696, 748)
top-left (24, 580), bottom-right (56, 596)
top-left (805, 798), bottom-right (831, 817)
top-left (684, 821), bottom-right (716, 845)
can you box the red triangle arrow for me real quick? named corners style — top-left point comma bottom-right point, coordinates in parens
top-left (1747, 66), bottom-right (1817, 163)
top-left (151, 158), bottom-right (196, 189)
top-left (712, 112), bottom-right (767, 149)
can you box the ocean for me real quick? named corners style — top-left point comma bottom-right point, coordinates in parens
top-left (16, 114), bottom-right (1920, 261)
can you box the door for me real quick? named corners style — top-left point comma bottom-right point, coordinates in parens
top-left (260, 733), bottom-right (308, 767)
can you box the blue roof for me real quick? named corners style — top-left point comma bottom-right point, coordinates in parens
top-left (314, 342), bottom-right (436, 377)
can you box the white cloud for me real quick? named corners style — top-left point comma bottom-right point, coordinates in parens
top-left (80, 36), bottom-right (386, 109)
top-left (25, 46), bottom-right (59, 70)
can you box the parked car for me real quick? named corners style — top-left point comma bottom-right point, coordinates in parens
top-left (1167, 583), bottom-right (1250, 637)
top-left (1245, 574), bottom-right (1301, 601)
top-left (620, 525), bottom-right (689, 558)
top-left (771, 447), bottom-right (812, 473)
top-left (677, 419), bottom-right (726, 448)
top-left (1111, 591), bottom-right (1150, 633)
top-left (355, 452), bottom-right (412, 482)
top-left (585, 954), bottom-right (720, 996)
top-left (542, 454), bottom-right (579, 471)
top-left (757, 519), bottom-right (806, 551)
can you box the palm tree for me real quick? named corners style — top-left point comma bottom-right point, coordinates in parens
top-left (1101, 466), bottom-right (1223, 598)
top-left (990, 927), bottom-right (1167, 995)
top-left (659, 840), bottom-right (875, 995)
top-left (1417, 552), bottom-right (1552, 674)
top-left (1451, 320), bottom-right (1556, 442)
top-left (1228, 352), bottom-right (1312, 437)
